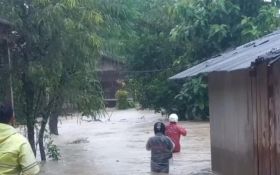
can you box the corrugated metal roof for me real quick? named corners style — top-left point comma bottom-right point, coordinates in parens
top-left (169, 30), bottom-right (280, 79)
top-left (0, 18), bottom-right (12, 31)
top-left (0, 18), bottom-right (11, 26)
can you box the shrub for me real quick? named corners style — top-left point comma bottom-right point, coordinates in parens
top-left (115, 90), bottom-right (130, 109)
top-left (47, 140), bottom-right (61, 161)
top-left (174, 77), bottom-right (209, 120)
top-left (44, 131), bottom-right (61, 161)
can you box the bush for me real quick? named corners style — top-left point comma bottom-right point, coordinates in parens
top-left (44, 131), bottom-right (61, 161)
top-left (130, 76), bottom-right (209, 121)
top-left (47, 140), bottom-right (61, 161)
top-left (174, 77), bottom-right (209, 120)
top-left (115, 90), bottom-right (130, 109)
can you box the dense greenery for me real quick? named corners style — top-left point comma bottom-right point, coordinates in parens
top-left (124, 0), bottom-right (280, 120)
top-left (0, 0), bottom-right (109, 160)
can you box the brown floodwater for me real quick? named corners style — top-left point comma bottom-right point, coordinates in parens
top-left (39, 109), bottom-right (212, 175)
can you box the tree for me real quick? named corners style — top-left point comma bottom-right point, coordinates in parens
top-left (0, 0), bottom-right (105, 160)
top-left (122, 0), bottom-right (185, 111)
top-left (124, 0), bottom-right (280, 120)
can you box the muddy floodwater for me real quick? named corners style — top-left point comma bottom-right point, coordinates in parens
top-left (40, 109), bottom-right (212, 175)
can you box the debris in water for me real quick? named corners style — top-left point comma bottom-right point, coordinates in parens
top-left (189, 168), bottom-right (214, 175)
top-left (68, 137), bottom-right (89, 144)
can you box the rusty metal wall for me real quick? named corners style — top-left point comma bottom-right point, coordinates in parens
top-left (271, 61), bottom-right (280, 175)
top-left (253, 64), bottom-right (271, 175)
top-left (252, 62), bottom-right (280, 175)
top-left (208, 62), bottom-right (280, 175)
top-left (208, 70), bottom-right (256, 175)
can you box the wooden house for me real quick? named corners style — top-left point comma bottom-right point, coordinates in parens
top-left (97, 55), bottom-right (125, 107)
top-left (170, 30), bottom-right (280, 175)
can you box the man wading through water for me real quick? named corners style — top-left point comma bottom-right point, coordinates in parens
top-left (0, 104), bottom-right (40, 175)
top-left (146, 122), bottom-right (174, 174)
top-left (165, 113), bottom-right (187, 153)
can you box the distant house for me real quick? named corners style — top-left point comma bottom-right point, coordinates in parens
top-left (97, 55), bottom-right (125, 107)
top-left (0, 18), bottom-right (12, 37)
top-left (170, 30), bottom-right (280, 175)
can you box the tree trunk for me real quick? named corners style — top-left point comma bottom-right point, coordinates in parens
top-left (49, 113), bottom-right (59, 135)
top-left (27, 123), bottom-right (36, 155)
top-left (39, 117), bottom-right (47, 161)
top-left (22, 72), bottom-right (37, 155)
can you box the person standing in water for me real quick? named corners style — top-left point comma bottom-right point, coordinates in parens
top-left (165, 113), bottom-right (187, 153)
top-left (146, 122), bottom-right (174, 174)
top-left (0, 104), bottom-right (40, 175)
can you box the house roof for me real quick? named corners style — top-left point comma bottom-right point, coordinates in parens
top-left (169, 30), bottom-right (280, 79)
top-left (0, 18), bottom-right (12, 32)
top-left (101, 54), bottom-right (125, 65)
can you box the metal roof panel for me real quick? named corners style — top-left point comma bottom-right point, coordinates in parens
top-left (170, 30), bottom-right (280, 79)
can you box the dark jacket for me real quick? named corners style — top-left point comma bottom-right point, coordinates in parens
top-left (146, 133), bottom-right (174, 173)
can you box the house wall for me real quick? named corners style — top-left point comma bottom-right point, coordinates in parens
top-left (244, 62), bottom-right (280, 175)
top-left (271, 60), bottom-right (280, 175)
top-left (208, 61), bottom-right (280, 175)
top-left (97, 57), bottom-right (125, 107)
top-left (98, 71), bottom-right (121, 99)
top-left (208, 70), bottom-right (256, 175)
top-left (253, 63), bottom-right (271, 175)
top-left (97, 57), bottom-right (123, 71)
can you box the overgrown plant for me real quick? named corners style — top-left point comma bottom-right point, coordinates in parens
top-left (115, 90), bottom-right (130, 109)
top-left (175, 77), bottom-right (209, 120)
top-left (46, 140), bottom-right (61, 161)
top-left (44, 130), bottom-right (61, 161)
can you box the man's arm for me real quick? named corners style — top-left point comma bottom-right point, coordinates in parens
top-left (19, 142), bottom-right (40, 175)
top-left (179, 126), bottom-right (187, 136)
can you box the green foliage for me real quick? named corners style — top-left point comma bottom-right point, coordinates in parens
top-left (115, 90), bottom-right (130, 109)
top-left (0, 0), bottom-right (125, 159)
top-left (47, 139), bottom-right (61, 161)
top-left (123, 0), bottom-right (186, 115)
top-left (175, 77), bottom-right (209, 120)
top-left (124, 0), bottom-right (280, 121)
top-left (0, 0), bottom-right (106, 123)
top-left (170, 0), bottom-right (241, 63)
top-left (43, 129), bottom-right (61, 161)
top-left (130, 77), bottom-right (180, 111)
top-left (240, 5), bottom-right (280, 42)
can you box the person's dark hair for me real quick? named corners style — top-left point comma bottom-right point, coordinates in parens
top-left (0, 104), bottom-right (13, 124)
top-left (154, 122), bottom-right (165, 134)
